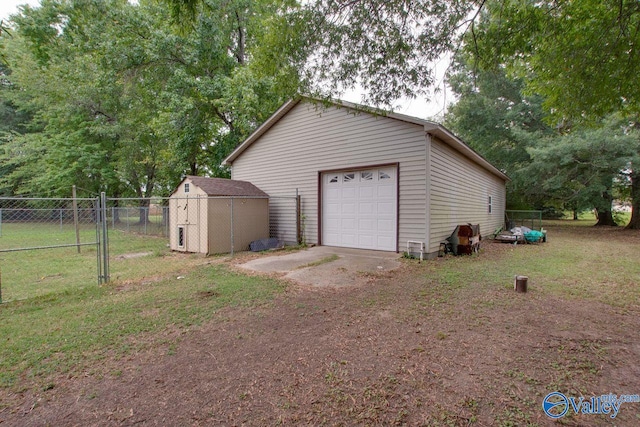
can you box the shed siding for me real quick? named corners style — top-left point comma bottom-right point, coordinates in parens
top-left (428, 137), bottom-right (506, 253)
top-left (169, 178), bottom-right (208, 253)
top-left (207, 198), bottom-right (269, 254)
top-left (231, 102), bottom-right (428, 248)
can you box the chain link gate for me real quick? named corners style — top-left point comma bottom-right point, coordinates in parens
top-left (0, 193), bottom-right (109, 303)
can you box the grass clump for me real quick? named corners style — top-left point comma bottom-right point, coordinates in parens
top-left (297, 254), bottom-right (340, 269)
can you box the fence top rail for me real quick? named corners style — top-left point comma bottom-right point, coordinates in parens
top-left (0, 207), bottom-right (97, 210)
top-left (161, 195), bottom-right (294, 200)
top-left (0, 197), bottom-right (98, 202)
top-left (107, 197), bottom-right (170, 201)
top-left (0, 242), bottom-right (98, 253)
top-left (0, 195), bottom-right (297, 202)
top-left (171, 195), bottom-right (270, 199)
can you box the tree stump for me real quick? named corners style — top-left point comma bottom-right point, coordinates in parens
top-left (514, 275), bottom-right (528, 293)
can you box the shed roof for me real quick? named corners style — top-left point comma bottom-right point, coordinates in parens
top-left (183, 176), bottom-right (269, 197)
top-left (222, 97), bottom-right (509, 182)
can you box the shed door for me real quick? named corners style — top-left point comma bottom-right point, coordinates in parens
top-left (322, 167), bottom-right (397, 251)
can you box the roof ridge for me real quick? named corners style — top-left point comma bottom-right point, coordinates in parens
top-left (179, 176), bottom-right (269, 197)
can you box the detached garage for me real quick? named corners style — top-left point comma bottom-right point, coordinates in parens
top-left (223, 97), bottom-right (509, 258)
top-left (169, 176), bottom-right (269, 254)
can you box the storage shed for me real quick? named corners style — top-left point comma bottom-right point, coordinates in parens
top-left (223, 97), bottom-right (509, 258)
top-left (169, 176), bottom-right (269, 254)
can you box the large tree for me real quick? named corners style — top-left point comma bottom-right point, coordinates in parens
top-left (468, 0), bottom-right (640, 227)
top-left (166, 0), bottom-right (486, 109)
top-left (523, 118), bottom-right (640, 226)
top-left (445, 59), bottom-right (553, 209)
top-left (2, 0), bottom-right (298, 201)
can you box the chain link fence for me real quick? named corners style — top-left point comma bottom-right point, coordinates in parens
top-left (106, 198), bottom-right (170, 237)
top-left (0, 193), bottom-right (300, 302)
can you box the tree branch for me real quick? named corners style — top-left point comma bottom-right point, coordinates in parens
top-left (235, 10), bottom-right (245, 65)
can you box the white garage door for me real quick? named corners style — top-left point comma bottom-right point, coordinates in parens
top-left (322, 167), bottom-right (397, 251)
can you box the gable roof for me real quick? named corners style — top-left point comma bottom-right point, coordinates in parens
top-left (179, 176), bottom-right (269, 197)
top-left (222, 97), bottom-right (509, 182)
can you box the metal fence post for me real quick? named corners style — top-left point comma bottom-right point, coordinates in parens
top-left (101, 192), bottom-right (109, 283)
top-left (296, 189), bottom-right (301, 245)
top-left (95, 197), bottom-right (102, 285)
top-left (166, 205), bottom-right (169, 237)
top-left (230, 197), bottom-right (234, 257)
top-left (72, 185), bottom-right (81, 253)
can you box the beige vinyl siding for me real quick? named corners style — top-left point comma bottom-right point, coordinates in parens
top-left (428, 137), bottom-right (506, 253)
top-left (268, 196), bottom-right (299, 244)
top-left (231, 102), bottom-right (428, 248)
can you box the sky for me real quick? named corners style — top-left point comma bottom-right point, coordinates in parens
top-left (341, 59), bottom-right (451, 120)
top-left (1, 0), bottom-right (450, 119)
top-left (0, 0), bottom-right (39, 22)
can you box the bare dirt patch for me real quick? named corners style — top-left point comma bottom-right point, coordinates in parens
top-left (114, 252), bottom-right (154, 260)
top-left (2, 226), bottom-right (639, 426)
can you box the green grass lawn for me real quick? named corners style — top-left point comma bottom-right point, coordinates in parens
top-left (0, 223), bottom-right (182, 302)
top-left (556, 210), bottom-right (631, 225)
top-left (109, 212), bottom-right (169, 236)
top-left (429, 220), bottom-right (640, 308)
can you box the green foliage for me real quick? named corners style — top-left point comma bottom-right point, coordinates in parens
top-left (447, 64), bottom-right (639, 217)
top-left (450, 1), bottom-right (640, 224)
top-left (523, 116), bottom-right (640, 223)
top-left (0, 0), bottom-right (299, 197)
top-left (445, 61), bottom-right (554, 209)
top-left (297, 0), bottom-right (479, 108)
top-left (165, 0), bottom-right (485, 109)
top-left (470, 0), bottom-right (640, 124)
top-left (0, 20), bottom-right (10, 64)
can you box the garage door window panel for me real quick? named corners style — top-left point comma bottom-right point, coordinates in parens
top-left (361, 171), bottom-right (373, 181)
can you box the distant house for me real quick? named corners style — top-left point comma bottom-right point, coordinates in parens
top-left (169, 176), bottom-right (269, 254)
top-left (222, 98), bottom-right (508, 258)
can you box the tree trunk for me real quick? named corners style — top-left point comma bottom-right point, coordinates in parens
top-left (113, 199), bottom-right (121, 224)
top-left (595, 191), bottom-right (617, 226)
top-left (567, 201), bottom-right (578, 220)
top-left (138, 198), bottom-right (151, 225)
top-left (626, 170), bottom-right (640, 229)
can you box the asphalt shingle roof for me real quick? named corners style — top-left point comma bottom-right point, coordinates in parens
top-left (186, 176), bottom-right (269, 197)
